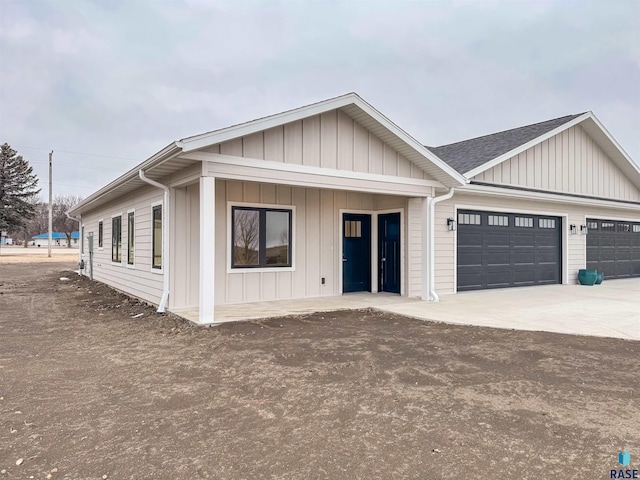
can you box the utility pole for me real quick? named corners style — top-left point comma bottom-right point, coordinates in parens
top-left (48, 150), bottom-right (53, 258)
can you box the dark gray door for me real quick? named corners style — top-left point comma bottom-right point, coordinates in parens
top-left (343, 213), bottom-right (371, 293)
top-left (457, 210), bottom-right (562, 291)
top-left (378, 213), bottom-right (401, 294)
top-left (586, 219), bottom-right (640, 279)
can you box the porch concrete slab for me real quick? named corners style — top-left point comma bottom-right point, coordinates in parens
top-left (172, 292), bottom-right (421, 325)
top-left (376, 279), bottom-right (640, 341)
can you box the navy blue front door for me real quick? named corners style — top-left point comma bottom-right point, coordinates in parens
top-left (343, 213), bottom-right (371, 293)
top-left (378, 213), bottom-right (401, 294)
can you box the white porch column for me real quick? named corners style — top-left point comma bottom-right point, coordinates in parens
top-left (199, 176), bottom-right (215, 324)
top-left (421, 197), bottom-right (430, 301)
top-left (407, 197), bottom-right (427, 299)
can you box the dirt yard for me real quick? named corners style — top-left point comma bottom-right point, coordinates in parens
top-left (1, 261), bottom-right (638, 479)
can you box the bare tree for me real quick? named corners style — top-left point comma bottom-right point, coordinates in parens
top-left (52, 195), bottom-right (83, 247)
top-left (17, 195), bottom-right (46, 247)
top-left (233, 210), bottom-right (259, 264)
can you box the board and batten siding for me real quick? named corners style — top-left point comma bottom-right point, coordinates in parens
top-left (80, 186), bottom-right (164, 305)
top-left (203, 109), bottom-right (433, 181)
top-left (214, 179), bottom-right (408, 305)
top-left (473, 125), bottom-right (640, 202)
top-left (170, 183), bottom-right (200, 310)
top-left (434, 192), bottom-right (640, 294)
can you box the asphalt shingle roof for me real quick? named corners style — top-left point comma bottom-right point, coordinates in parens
top-left (427, 113), bottom-right (586, 175)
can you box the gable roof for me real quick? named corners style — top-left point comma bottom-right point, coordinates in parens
top-left (426, 113), bottom-right (586, 175)
top-left (70, 93), bottom-right (466, 216)
top-left (426, 111), bottom-right (640, 191)
top-left (177, 92), bottom-right (467, 186)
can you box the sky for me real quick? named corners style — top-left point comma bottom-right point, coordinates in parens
top-left (1, 0), bottom-right (639, 199)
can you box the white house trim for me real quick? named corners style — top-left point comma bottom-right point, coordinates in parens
top-left (199, 176), bottom-right (216, 324)
top-left (185, 151), bottom-right (444, 189)
top-left (459, 183), bottom-right (640, 210)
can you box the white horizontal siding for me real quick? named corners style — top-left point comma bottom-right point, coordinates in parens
top-left (80, 186), bottom-right (164, 305)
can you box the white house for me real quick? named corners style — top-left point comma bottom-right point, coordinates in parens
top-left (68, 93), bottom-right (640, 325)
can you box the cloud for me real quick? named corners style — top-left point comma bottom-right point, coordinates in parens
top-left (1, 0), bottom-right (638, 198)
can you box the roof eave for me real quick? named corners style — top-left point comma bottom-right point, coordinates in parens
top-left (68, 142), bottom-right (182, 216)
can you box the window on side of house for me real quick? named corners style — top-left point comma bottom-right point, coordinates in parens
top-left (112, 216), bottom-right (122, 263)
top-left (127, 212), bottom-right (135, 265)
top-left (152, 205), bottom-right (162, 269)
top-left (232, 206), bottom-right (292, 268)
top-left (98, 221), bottom-right (103, 248)
top-left (81, 226), bottom-right (85, 254)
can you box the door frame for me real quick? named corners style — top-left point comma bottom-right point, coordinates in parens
top-left (453, 204), bottom-right (569, 292)
top-left (338, 208), bottom-right (405, 296)
top-left (378, 212), bottom-right (402, 294)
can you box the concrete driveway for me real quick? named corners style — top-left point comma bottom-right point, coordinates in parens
top-left (378, 278), bottom-right (640, 341)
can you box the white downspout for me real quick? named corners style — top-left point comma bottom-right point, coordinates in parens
top-left (428, 187), bottom-right (455, 302)
top-left (138, 170), bottom-right (170, 313)
top-left (65, 212), bottom-right (82, 275)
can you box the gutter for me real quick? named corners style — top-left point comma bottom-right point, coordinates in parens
top-left (138, 170), bottom-right (170, 313)
top-left (426, 187), bottom-right (455, 302)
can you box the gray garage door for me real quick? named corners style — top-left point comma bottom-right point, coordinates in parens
top-left (586, 219), bottom-right (640, 279)
top-left (457, 210), bottom-right (562, 291)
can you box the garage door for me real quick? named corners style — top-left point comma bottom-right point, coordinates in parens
top-left (457, 210), bottom-right (562, 291)
top-left (586, 219), bottom-right (640, 279)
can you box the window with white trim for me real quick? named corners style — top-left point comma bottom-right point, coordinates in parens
top-left (633, 225), bottom-right (640, 233)
top-left (152, 205), bottom-right (162, 269)
top-left (98, 221), bottom-right (103, 248)
top-left (587, 221), bottom-right (598, 230)
top-left (601, 222), bottom-right (615, 232)
top-left (488, 215), bottom-right (508, 227)
top-left (539, 218), bottom-right (556, 229)
top-left (112, 216), bottom-right (122, 263)
top-left (515, 217), bottom-right (533, 228)
top-left (127, 212), bottom-right (135, 265)
top-left (458, 213), bottom-right (481, 225)
top-left (232, 206), bottom-right (292, 268)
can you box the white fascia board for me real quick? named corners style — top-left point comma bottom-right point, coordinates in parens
top-left (68, 143), bottom-right (182, 216)
top-left (348, 97), bottom-right (467, 186)
top-left (464, 113), bottom-right (593, 178)
top-left (180, 151), bottom-right (444, 189)
top-left (460, 183), bottom-right (640, 211)
top-left (586, 113), bottom-right (640, 176)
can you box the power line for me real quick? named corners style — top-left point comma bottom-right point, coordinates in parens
top-left (29, 159), bottom-right (114, 172)
top-left (13, 145), bottom-right (138, 161)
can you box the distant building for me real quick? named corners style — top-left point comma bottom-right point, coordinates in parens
top-left (1, 231), bottom-right (12, 245)
top-left (31, 231), bottom-right (79, 248)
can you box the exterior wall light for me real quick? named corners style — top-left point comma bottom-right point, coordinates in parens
top-left (447, 217), bottom-right (457, 231)
top-left (570, 224), bottom-right (577, 235)
top-left (580, 225), bottom-right (588, 235)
